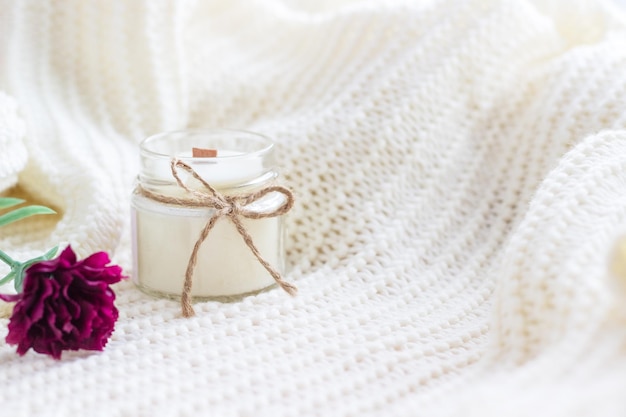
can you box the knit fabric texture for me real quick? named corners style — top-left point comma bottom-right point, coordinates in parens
top-left (1, 0), bottom-right (626, 415)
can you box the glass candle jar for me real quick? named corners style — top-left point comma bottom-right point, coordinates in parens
top-left (131, 129), bottom-right (288, 301)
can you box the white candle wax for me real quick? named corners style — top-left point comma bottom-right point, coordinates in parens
top-left (132, 197), bottom-right (282, 298)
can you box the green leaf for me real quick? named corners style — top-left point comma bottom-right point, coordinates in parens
top-left (12, 263), bottom-right (27, 293)
top-left (43, 245), bottom-right (59, 259)
top-left (0, 249), bottom-right (17, 267)
top-left (0, 197), bottom-right (25, 209)
top-left (13, 259), bottom-right (40, 292)
top-left (0, 205), bottom-right (56, 227)
top-left (0, 270), bottom-right (16, 286)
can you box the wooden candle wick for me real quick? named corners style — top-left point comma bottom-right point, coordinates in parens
top-left (192, 148), bottom-right (218, 158)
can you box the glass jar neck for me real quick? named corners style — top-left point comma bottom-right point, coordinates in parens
top-left (138, 129), bottom-right (277, 194)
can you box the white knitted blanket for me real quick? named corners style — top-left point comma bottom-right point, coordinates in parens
top-left (1, 0), bottom-right (626, 415)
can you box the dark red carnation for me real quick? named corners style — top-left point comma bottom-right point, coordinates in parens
top-left (0, 246), bottom-right (125, 359)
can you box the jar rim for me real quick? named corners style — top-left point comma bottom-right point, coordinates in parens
top-left (140, 128), bottom-right (274, 161)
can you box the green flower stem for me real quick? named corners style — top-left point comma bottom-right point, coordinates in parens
top-left (0, 249), bottom-right (18, 268)
top-left (0, 246), bottom-right (58, 293)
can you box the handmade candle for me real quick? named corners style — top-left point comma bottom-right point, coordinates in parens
top-left (131, 129), bottom-right (294, 305)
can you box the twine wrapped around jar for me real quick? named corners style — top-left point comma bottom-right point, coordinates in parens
top-left (137, 159), bottom-right (297, 317)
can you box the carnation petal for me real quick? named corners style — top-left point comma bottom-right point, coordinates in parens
top-left (100, 265), bottom-right (124, 284)
top-left (82, 251), bottom-right (111, 269)
top-left (32, 337), bottom-right (62, 360)
top-left (43, 307), bottom-right (63, 341)
top-left (23, 278), bottom-right (57, 324)
top-left (59, 246), bottom-right (77, 263)
top-left (6, 315), bottom-right (30, 345)
top-left (15, 338), bottom-right (33, 356)
top-left (0, 293), bottom-right (21, 302)
top-left (25, 257), bottom-right (60, 275)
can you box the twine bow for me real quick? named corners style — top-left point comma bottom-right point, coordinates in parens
top-left (140, 159), bottom-right (297, 317)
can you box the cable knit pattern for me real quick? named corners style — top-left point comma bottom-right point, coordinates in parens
top-left (1, 0), bottom-right (626, 416)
